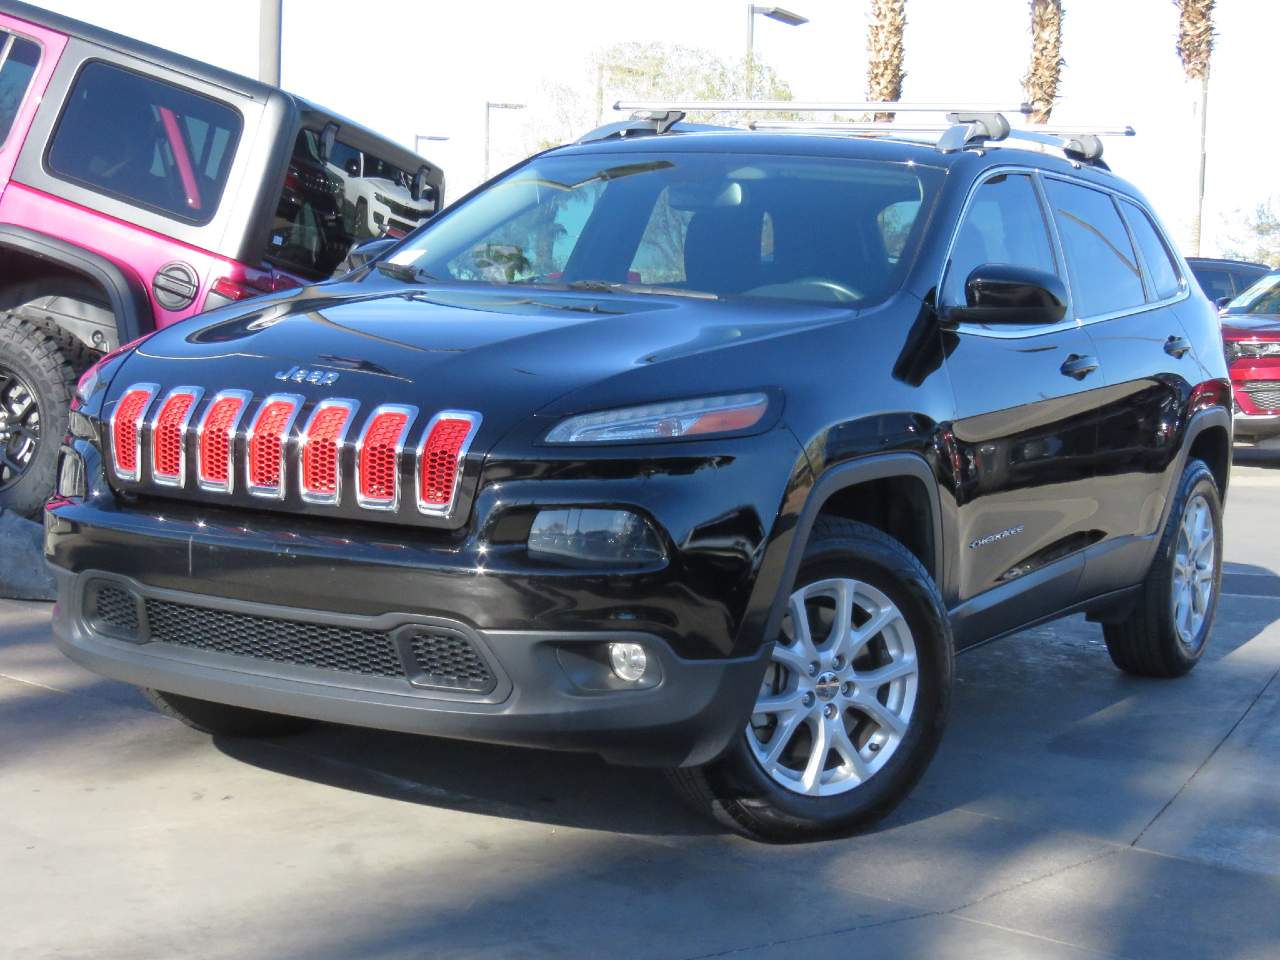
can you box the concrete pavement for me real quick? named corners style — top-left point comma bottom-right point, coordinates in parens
top-left (2, 456), bottom-right (1279, 959)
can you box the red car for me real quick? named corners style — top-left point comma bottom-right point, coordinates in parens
top-left (1220, 271), bottom-right (1280, 443)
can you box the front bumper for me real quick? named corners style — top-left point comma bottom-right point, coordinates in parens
top-left (50, 565), bottom-right (768, 767)
top-left (1233, 410), bottom-right (1280, 440)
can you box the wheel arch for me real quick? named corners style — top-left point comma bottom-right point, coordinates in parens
top-left (0, 225), bottom-right (153, 348)
top-left (762, 453), bottom-right (946, 647)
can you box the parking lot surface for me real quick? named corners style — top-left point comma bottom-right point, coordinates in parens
top-left (3, 454), bottom-right (1280, 960)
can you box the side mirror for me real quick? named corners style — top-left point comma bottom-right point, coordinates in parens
top-left (411, 165), bottom-right (436, 204)
top-left (319, 122), bottom-right (339, 164)
top-left (944, 263), bottom-right (1068, 326)
top-left (1215, 295), bottom-right (1233, 311)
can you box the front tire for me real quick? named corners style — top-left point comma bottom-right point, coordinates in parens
top-left (1103, 458), bottom-right (1223, 677)
top-left (142, 688), bottom-right (312, 737)
top-left (669, 519), bottom-right (953, 842)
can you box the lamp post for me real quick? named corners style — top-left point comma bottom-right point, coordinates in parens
top-left (258, 0), bottom-right (282, 85)
top-left (484, 101), bottom-right (525, 179)
top-left (746, 5), bottom-right (808, 98)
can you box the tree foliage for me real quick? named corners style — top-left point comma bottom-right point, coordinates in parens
top-left (1222, 200), bottom-right (1280, 268)
top-left (1023, 0), bottom-right (1064, 123)
top-left (1174, 0), bottom-right (1215, 81)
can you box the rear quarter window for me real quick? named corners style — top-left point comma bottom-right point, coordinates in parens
top-left (46, 61), bottom-right (242, 226)
top-left (0, 33), bottom-right (40, 146)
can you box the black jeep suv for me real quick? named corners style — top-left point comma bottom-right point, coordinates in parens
top-left (47, 108), bottom-right (1231, 842)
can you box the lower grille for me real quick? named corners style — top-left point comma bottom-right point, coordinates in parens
top-left (408, 631), bottom-right (496, 693)
top-left (84, 582), bottom-right (496, 693)
top-left (1244, 381), bottom-right (1280, 411)
top-left (145, 599), bottom-right (406, 677)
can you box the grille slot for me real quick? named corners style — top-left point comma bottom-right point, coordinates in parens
top-left (1244, 380), bottom-right (1280, 411)
top-left (87, 582), bottom-right (140, 639)
top-left (143, 599), bottom-right (406, 677)
top-left (408, 630), bottom-right (497, 693)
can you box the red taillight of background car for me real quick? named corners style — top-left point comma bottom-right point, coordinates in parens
top-left (151, 387), bottom-right (202, 486)
top-left (416, 412), bottom-right (481, 514)
top-left (300, 401), bottom-right (356, 503)
top-left (356, 406), bottom-right (415, 509)
top-left (247, 396), bottom-right (301, 497)
top-left (110, 385), bottom-right (157, 480)
top-left (197, 391), bottom-right (250, 492)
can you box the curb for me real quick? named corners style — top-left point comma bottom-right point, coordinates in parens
top-left (0, 508), bottom-right (55, 601)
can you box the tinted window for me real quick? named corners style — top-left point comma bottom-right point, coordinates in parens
top-left (1225, 272), bottom-right (1280, 315)
top-left (943, 173), bottom-right (1055, 306)
top-left (1121, 200), bottom-right (1181, 301)
top-left (265, 130), bottom-right (357, 279)
top-left (0, 34), bottom-right (39, 145)
top-left (1044, 179), bottom-right (1144, 317)
top-left (1192, 267), bottom-right (1233, 302)
top-left (393, 153), bottom-right (943, 306)
top-left (47, 62), bottom-right (241, 225)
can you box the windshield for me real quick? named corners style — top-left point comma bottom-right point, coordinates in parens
top-left (1226, 272), bottom-right (1280, 315)
top-left (383, 151), bottom-right (943, 306)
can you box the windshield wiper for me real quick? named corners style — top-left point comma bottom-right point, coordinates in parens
top-left (561, 280), bottom-right (719, 300)
top-left (374, 260), bottom-right (435, 283)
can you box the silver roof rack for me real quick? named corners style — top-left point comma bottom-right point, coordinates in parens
top-left (585, 101), bottom-right (1131, 166)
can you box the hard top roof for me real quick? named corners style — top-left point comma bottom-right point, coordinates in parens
top-left (0, 0), bottom-right (428, 171)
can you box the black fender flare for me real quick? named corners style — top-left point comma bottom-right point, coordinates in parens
top-left (0, 224), bottom-right (153, 342)
top-left (1159, 406), bottom-right (1232, 528)
top-left (761, 452), bottom-right (947, 645)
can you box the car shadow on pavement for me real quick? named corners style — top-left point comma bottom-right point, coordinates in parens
top-left (215, 723), bottom-right (727, 837)
top-left (1233, 446), bottom-right (1280, 469)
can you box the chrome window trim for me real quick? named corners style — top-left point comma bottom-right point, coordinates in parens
top-left (939, 165), bottom-right (1190, 341)
top-left (414, 410), bottom-right (483, 518)
top-left (108, 382), bottom-right (158, 482)
top-left (354, 403), bottom-right (418, 512)
top-left (243, 393), bottom-right (304, 501)
top-left (195, 389), bottom-right (252, 494)
top-left (297, 398), bottom-right (360, 506)
top-left (149, 385), bottom-right (204, 488)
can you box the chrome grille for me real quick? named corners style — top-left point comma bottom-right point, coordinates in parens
top-left (1244, 381), bottom-right (1280, 411)
top-left (107, 383), bottom-right (480, 518)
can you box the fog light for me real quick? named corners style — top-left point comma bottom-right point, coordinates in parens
top-left (608, 642), bottom-right (648, 682)
top-left (527, 508), bottom-right (665, 565)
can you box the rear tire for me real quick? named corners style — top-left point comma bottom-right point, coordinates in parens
top-left (1103, 458), bottom-right (1223, 678)
top-left (142, 688), bottom-right (312, 737)
top-left (0, 313), bottom-right (80, 519)
top-left (669, 518), bottom-right (953, 842)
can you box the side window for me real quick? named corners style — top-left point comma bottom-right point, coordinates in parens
top-left (1120, 200), bottom-right (1182, 301)
top-left (0, 33), bottom-right (40, 146)
top-left (1043, 179), bottom-right (1145, 318)
top-left (1192, 267), bottom-right (1232, 302)
top-left (943, 174), bottom-right (1055, 307)
top-left (47, 61), bottom-right (242, 225)
top-left (264, 130), bottom-right (356, 279)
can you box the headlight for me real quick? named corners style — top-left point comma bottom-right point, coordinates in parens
top-left (544, 393), bottom-right (770, 444)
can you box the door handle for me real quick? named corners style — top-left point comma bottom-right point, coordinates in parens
top-left (1060, 354), bottom-right (1099, 380)
top-left (1164, 335), bottom-right (1192, 359)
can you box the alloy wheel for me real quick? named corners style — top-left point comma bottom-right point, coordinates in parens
top-left (747, 577), bottom-right (919, 797)
top-left (0, 362), bottom-right (40, 492)
top-left (1172, 492), bottom-right (1215, 650)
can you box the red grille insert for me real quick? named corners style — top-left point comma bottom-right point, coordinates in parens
top-left (112, 388), bottom-right (154, 477)
top-left (152, 391), bottom-right (196, 480)
top-left (198, 395), bottom-right (246, 489)
top-left (301, 405), bottom-right (352, 498)
top-left (358, 410), bottom-right (410, 505)
top-left (419, 418), bottom-right (473, 508)
top-left (248, 399), bottom-right (298, 492)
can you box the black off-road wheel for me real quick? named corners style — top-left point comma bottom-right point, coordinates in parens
top-left (142, 688), bottom-right (312, 737)
top-left (669, 519), bottom-right (953, 843)
top-left (0, 313), bottom-right (87, 519)
top-left (1103, 458), bottom-right (1223, 677)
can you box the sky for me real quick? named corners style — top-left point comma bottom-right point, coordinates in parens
top-left (35, 0), bottom-right (1279, 259)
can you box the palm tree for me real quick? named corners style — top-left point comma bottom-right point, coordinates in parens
top-left (1176, 0), bottom-right (1215, 256)
top-left (867, 0), bottom-right (906, 121)
top-left (1023, 0), bottom-right (1064, 124)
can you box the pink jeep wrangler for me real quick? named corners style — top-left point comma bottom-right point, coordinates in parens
top-left (0, 0), bottom-right (443, 516)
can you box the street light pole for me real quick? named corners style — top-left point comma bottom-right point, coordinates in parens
top-left (258, 0), bottom-right (282, 86)
top-left (414, 134), bottom-right (449, 157)
top-left (745, 5), bottom-right (809, 98)
top-left (484, 101), bottom-right (525, 180)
